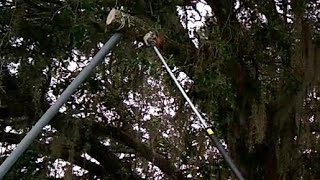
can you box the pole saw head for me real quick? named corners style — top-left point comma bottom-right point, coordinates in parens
top-left (106, 8), bottom-right (132, 31)
top-left (106, 9), bottom-right (162, 48)
top-left (143, 31), bottom-right (157, 47)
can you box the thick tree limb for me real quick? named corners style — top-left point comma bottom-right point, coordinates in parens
top-left (51, 114), bottom-right (185, 179)
top-left (0, 132), bottom-right (22, 144)
top-left (92, 122), bottom-right (187, 180)
top-left (39, 137), bottom-right (141, 179)
top-left (38, 141), bottom-right (108, 179)
top-left (49, 119), bottom-right (143, 179)
top-left (88, 138), bottom-right (143, 180)
top-left (0, 132), bottom-right (105, 178)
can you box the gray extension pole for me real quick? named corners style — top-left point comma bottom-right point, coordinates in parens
top-left (0, 33), bottom-right (122, 179)
top-left (151, 46), bottom-right (245, 180)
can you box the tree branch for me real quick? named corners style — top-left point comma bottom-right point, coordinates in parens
top-left (0, 131), bottom-right (22, 144)
top-left (92, 122), bottom-right (187, 180)
top-left (87, 137), bottom-right (143, 180)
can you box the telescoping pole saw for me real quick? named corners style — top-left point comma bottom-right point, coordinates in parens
top-left (143, 32), bottom-right (245, 180)
top-left (0, 33), bottom-right (122, 179)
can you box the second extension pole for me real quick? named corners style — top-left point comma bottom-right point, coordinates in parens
top-left (0, 33), bottom-right (122, 179)
top-left (151, 46), bottom-right (245, 180)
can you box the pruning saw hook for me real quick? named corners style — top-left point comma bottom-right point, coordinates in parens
top-left (143, 31), bottom-right (157, 47)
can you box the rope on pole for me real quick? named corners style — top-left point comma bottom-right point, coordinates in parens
top-left (0, 33), bottom-right (123, 179)
top-left (144, 32), bottom-right (245, 180)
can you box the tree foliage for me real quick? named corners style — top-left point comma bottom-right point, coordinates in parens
top-left (0, 0), bottom-right (319, 179)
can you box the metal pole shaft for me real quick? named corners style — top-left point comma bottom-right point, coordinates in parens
top-left (152, 46), bottom-right (245, 180)
top-left (152, 46), bottom-right (208, 128)
top-left (0, 33), bottom-right (122, 179)
top-left (209, 134), bottom-right (244, 180)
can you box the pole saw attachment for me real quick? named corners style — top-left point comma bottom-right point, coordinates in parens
top-left (106, 8), bottom-right (154, 36)
top-left (144, 32), bottom-right (245, 180)
top-left (143, 31), bottom-right (157, 46)
top-left (106, 8), bottom-right (133, 31)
